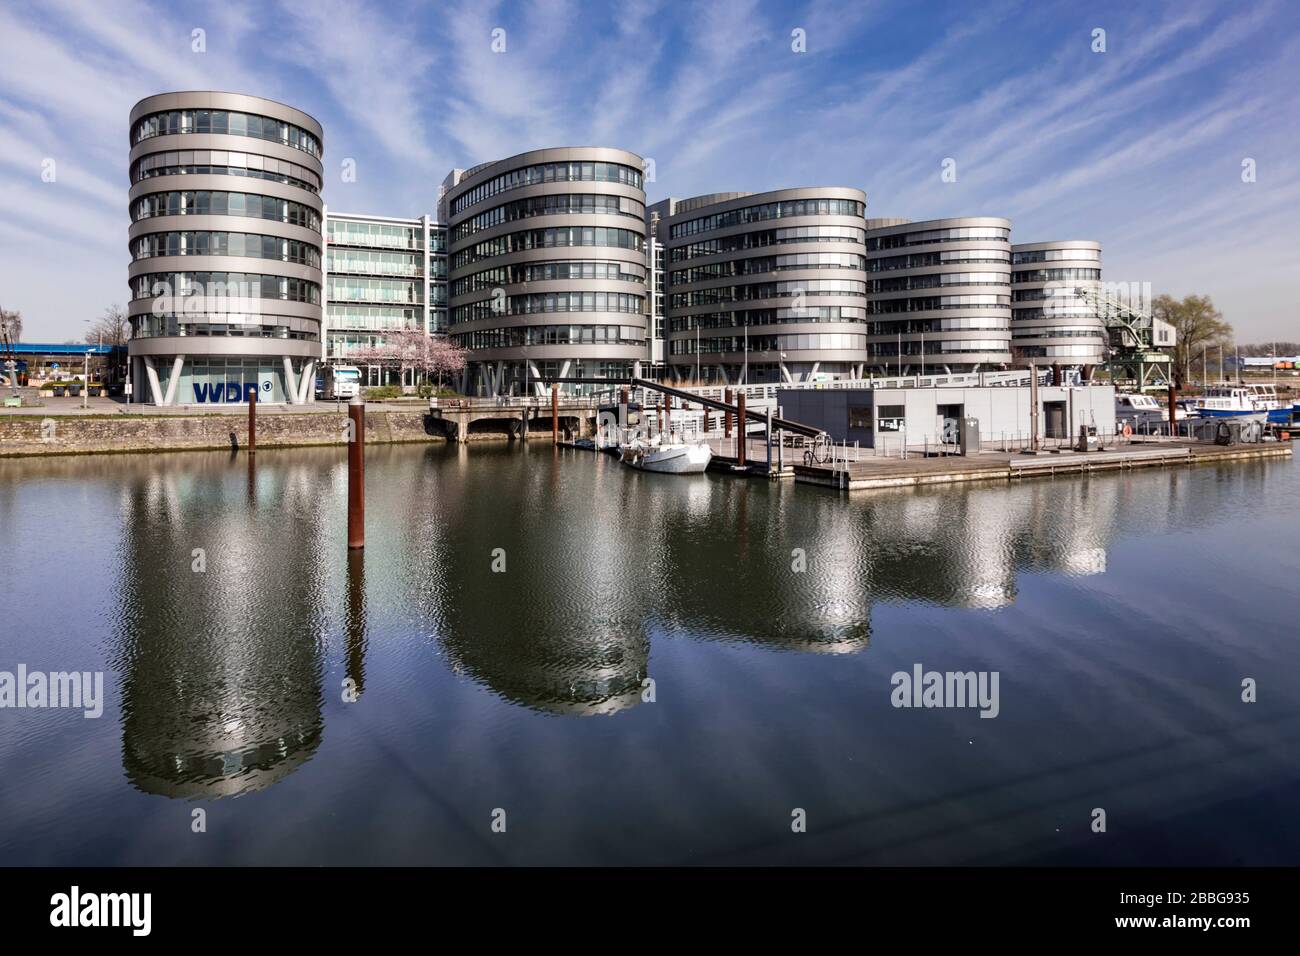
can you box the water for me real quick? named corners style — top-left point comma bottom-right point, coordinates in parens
top-left (1, 444), bottom-right (1297, 865)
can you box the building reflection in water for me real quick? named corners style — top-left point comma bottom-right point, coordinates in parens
top-left (110, 455), bottom-right (330, 799)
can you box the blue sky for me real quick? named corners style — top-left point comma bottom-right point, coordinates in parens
top-left (1, 0), bottom-right (1297, 343)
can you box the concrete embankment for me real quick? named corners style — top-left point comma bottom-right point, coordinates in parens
top-left (0, 407), bottom-right (454, 458)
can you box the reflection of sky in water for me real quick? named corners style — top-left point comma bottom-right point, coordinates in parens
top-left (0, 446), bottom-right (1296, 865)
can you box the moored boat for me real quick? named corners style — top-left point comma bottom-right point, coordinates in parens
top-left (619, 437), bottom-right (712, 474)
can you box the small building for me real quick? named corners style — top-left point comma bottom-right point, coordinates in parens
top-left (779, 384), bottom-right (1117, 449)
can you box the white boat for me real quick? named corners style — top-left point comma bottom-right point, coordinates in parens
top-left (1115, 392), bottom-right (1184, 426)
top-left (619, 437), bottom-right (713, 474)
top-left (1184, 385), bottom-right (1276, 422)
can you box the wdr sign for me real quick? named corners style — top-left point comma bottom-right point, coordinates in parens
top-left (192, 380), bottom-right (272, 403)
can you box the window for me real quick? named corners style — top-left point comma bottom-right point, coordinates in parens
top-left (848, 405), bottom-right (872, 429)
top-left (877, 405), bottom-right (905, 431)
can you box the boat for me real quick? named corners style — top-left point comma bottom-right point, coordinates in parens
top-left (619, 436), bottom-right (713, 474)
top-left (1115, 392), bottom-right (1184, 428)
top-left (1184, 384), bottom-right (1279, 422)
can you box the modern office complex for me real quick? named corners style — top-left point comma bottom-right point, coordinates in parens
top-left (323, 211), bottom-right (447, 386)
top-left (443, 147), bottom-right (649, 396)
top-left (863, 217), bottom-right (1014, 376)
top-left (124, 92), bottom-right (1109, 403)
top-left (657, 188), bottom-right (870, 385)
top-left (127, 92), bottom-right (325, 404)
top-left (1009, 240), bottom-right (1105, 366)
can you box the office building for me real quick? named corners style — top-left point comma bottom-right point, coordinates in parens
top-left (127, 92), bottom-right (324, 404)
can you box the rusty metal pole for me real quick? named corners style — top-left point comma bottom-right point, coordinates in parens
top-left (737, 391), bottom-right (747, 466)
top-left (348, 393), bottom-right (365, 550)
top-left (1168, 380), bottom-right (1177, 439)
top-left (724, 387), bottom-right (733, 439)
top-left (551, 383), bottom-right (559, 445)
top-left (619, 386), bottom-right (629, 444)
top-left (247, 385), bottom-right (257, 454)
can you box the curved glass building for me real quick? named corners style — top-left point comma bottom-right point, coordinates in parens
top-left (1010, 240), bottom-right (1105, 366)
top-left (864, 217), bottom-right (1013, 375)
top-left (444, 147), bottom-right (649, 396)
top-left (127, 92), bottom-right (325, 404)
top-left (659, 188), bottom-right (869, 385)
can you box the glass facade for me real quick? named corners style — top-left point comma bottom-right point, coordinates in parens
top-left (154, 357), bottom-right (307, 405)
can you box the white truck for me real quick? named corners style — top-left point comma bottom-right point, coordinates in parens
top-left (320, 364), bottom-right (362, 400)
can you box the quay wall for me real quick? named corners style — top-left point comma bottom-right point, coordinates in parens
top-left (0, 409), bottom-right (556, 458)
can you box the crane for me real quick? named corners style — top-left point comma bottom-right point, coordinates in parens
top-left (1073, 286), bottom-right (1177, 391)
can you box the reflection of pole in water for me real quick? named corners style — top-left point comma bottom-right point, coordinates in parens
top-left (345, 547), bottom-right (368, 699)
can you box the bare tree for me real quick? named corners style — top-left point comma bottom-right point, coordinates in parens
top-left (85, 304), bottom-right (130, 345)
top-left (0, 307), bottom-right (21, 343)
top-left (1151, 293), bottom-right (1233, 385)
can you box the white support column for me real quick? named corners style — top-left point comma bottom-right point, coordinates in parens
top-left (143, 355), bottom-right (163, 406)
top-left (529, 361), bottom-right (543, 397)
top-left (297, 359), bottom-right (316, 404)
top-left (162, 354), bottom-right (185, 405)
top-left (283, 356), bottom-right (301, 404)
top-left (779, 361), bottom-right (791, 384)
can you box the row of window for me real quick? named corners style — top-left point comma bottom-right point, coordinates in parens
top-left (1011, 328), bottom-right (1106, 339)
top-left (1011, 307), bottom-right (1103, 321)
top-left (1017, 344), bottom-right (1105, 358)
top-left (327, 219), bottom-right (426, 250)
top-left (869, 273), bottom-right (1008, 293)
top-left (669, 226), bottom-right (866, 262)
top-left (133, 109), bottom-right (321, 158)
top-left (1012, 268), bottom-right (1102, 283)
top-left (1011, 247), bottom-right (1100, 264)
top-left (452, 161), bottom-right (643, 214)
top-left (452, 291), bottom-right (645, 323)
top-left (670, 199), bottom-right (864, 238)
top-left (327, 277), bottom-right (423, 304)
top-left (867, 227), bottom-right (1010, 250)
top-left (134, 190), bottom-right (321, 230)
top-left (669, 253), bottom-right (865, 285)
top-left (134, 150), bottom-right (321, 192)
top-left (865, 317), bottom-right (1010, 335)
top-left (865, 340), bottom-right (1010, 356)
top-left (133, 231), bottom-right (320, 267)
top-left (131, 316), bottom-right (317, 341)
top-left (670, 279), bottom-right (866, 308)
top-left (452, 194), bottom-right (645, 241)
top-left (669, 307), bottom-right (867, 332)
top-left (327, 248), bottom-right (423, 278)
top-left (453, 324), bottom-right (646, 349)
top-left (670, 333), bottom-right (868, 355)
top-left (326, 305), bottom-right (424, 331)
top-left (452, 260), bottom-right (645, 296)
top-left (133, 272), bottom-right (321, 304)
top-left (451, 226), bottom-right (644, 269)
top-left (868, 295), bottom-right (1009, 314)
top-left (868, 250), bottom-right (1010, 271)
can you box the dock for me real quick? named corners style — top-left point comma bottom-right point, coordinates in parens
top-left (790, 439), bottom-right (1292, 490)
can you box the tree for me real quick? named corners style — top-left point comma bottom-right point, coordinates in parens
top-left (346, 329), bottom-right (466, 390)
top-left (1151, 293), bottom-right (1233, 385)
top-left (0, 307), bottom-right (21, 343)
top-left (85, 304), bottom-right (130, 345)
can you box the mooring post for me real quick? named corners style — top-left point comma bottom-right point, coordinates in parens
top-left (724, 388), bottom-right (733, 439)
top-left (777, 428), bottom-right (784, 472)
top-left (551, 383), bottom-right (559, 445)
top-left (1168, 380), bottom-right (1177, 438)
top-left (248, 385), bottom-right (257, 455)
top-left (619, 386), bottom-right (629, 444)
top-left (766, 407), bottom-right (773, 472)
top-left (737, 391), bottom-right (747, 466)
top-left (348, 393), bottom-right (365, 550)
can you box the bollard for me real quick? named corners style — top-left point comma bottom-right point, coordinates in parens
top-left (737, 391), bottom-right (747, 466)
top-left (348, 393), bottom-right (365, 550)
top-left (248, 386), bottom-right (257, 454)
top-left (724, 388), bottom-right (733, 438)
top-left (551, 383), bottom-right (559, 445)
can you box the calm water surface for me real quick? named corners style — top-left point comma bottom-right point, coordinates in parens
top-left (1, 443), bottom-right (1297, 865)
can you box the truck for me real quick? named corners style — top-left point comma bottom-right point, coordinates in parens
top-left (320, 364), bottom-right (362, 400)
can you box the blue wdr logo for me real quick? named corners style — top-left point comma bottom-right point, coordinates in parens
top-left (192, 380), bottom-right (272, 403)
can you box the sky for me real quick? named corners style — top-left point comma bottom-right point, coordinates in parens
top-left (1, 0), bottom-right (1297, 344)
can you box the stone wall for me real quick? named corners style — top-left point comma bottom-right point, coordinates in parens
top-left (0, 409), bottom-right (456, 458)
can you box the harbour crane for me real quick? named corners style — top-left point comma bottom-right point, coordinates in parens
top-left (1073, 286), bottom-right (1177, 391)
